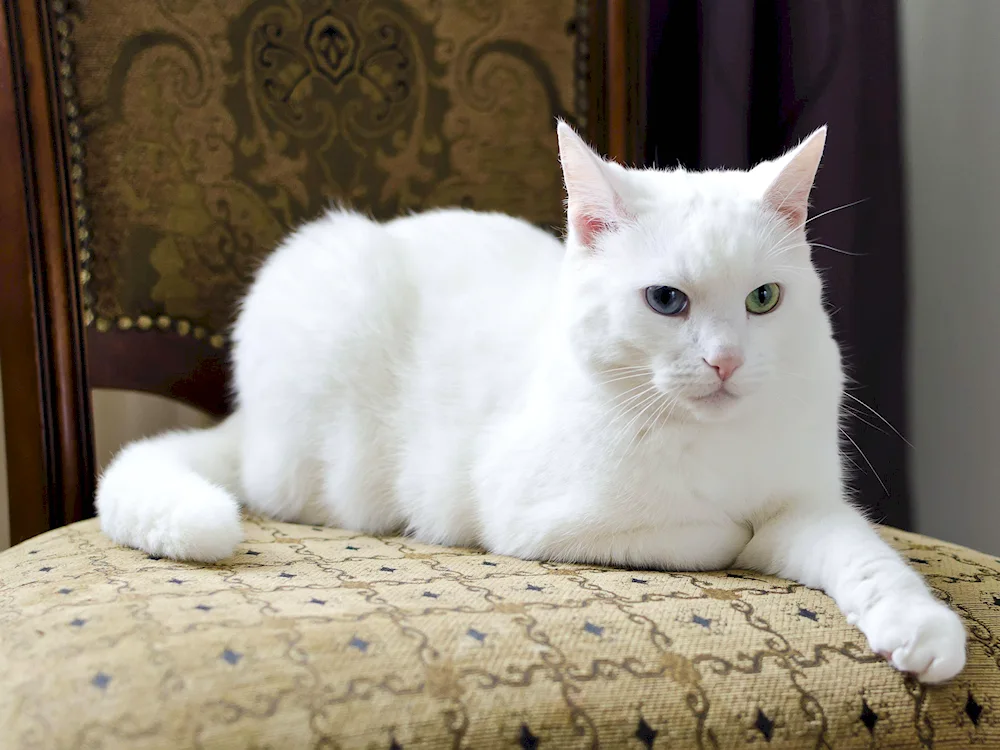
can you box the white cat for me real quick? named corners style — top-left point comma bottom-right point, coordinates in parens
top-left (97, 122), bottom-right (966, 683)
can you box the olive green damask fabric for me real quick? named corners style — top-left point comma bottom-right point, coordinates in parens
top-left (1, 518), bottom-right (999, 748)
top-left (66, 0), bottom-right (584, 338)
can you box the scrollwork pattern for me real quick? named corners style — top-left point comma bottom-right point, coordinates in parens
top-left (66, 0), bottom-right (583, 338)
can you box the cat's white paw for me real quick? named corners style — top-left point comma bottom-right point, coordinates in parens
top-left (857, 596), bottom-right (967, 683)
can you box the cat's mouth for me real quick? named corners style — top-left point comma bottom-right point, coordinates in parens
top-left (689, 386), bottom-right (738, 406)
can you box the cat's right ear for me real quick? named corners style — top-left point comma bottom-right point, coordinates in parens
top-left (753, 127), bottom-right (827, 230)
top-left (557, 120), bottom-right (626, 250)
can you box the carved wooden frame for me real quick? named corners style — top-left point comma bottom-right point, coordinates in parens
top-left (0, 0), bottom-right (646, 544)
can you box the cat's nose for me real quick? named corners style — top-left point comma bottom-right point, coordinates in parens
top-left (704, 352), bottom-right (744, 382)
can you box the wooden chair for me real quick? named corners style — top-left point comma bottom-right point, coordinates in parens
top-left (1, 0), bottom-right (646, 545)
top-left (3, 3), bottom-right (999, 748)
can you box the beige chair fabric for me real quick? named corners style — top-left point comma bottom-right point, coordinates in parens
top-left (1, 518), bottom-right (998, 748)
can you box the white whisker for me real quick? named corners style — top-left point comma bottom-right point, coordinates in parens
top-left (842, 406), bottom-right (889, 436)
top-left (600, 365), bottom-right (653, 374)
top-left (843, 392), bottom-right (912, 448)
top-left (810, 242), bottom-right (866, 257)
top-left (604, 384), bottom-right (658, 417)
top-left (609, 391), bottom-right (663, 450)
top-left (603, 379), bottom-right (656, 404)
top-left (597, 373), bottom-right (651, 388)
top-left (613, 393), bottom-right (669, 470)
top-left (606, 388), bottom-right (660, 431)
top-left (766, 198), bottom-right (869, 256)
top-left (839, 427), bottom-right (889, 496)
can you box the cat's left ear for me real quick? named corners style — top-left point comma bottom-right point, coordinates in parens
top-left (754, 126), bottom-right (827, 229)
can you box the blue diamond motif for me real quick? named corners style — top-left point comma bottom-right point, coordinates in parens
top-left (349, 636), bottom-right (369, 652)
top-left (520, 724), bottom-right (539, 750)
top-left (91, 672), bottom-right (111, 690)
top-left (635, 717), bottom-right (658, 748)
top-left (70, 618), bottom-right (86, 627)
top-left (309, 598), bottom-right (326, 605)
top-left (195, 604), bottom-right (212, 612)
top-left (278, 572), bottom-right (295, 578)
top-left (245, 550), bottom-right (260, 556)
top-left (58, 588), bottom-right (72, 595)
top-left (379, 566), bottom-right (396, 572)
top-left (467, 628), bottom-right (486, 642)
top-left (221, 649), bottom-right (242, 665)
top-left (966, 692), bottom-right (983, 726)
top-left (423, 591), bottom-right (439, 598)
top-left (584, 622), bottom-right (604, 636)
top-left (168, 578), bottom-right (184, 585)
top-left (755, 709), bottom-right (774, 740)
top-left (39, 566), bottom-right (53, 572)
top-left (526, 584), bottom-right (543, 592)
top-left (692, 615), bottom-right (711, 628)
top-left (798, 607), bottom-right (818, 621)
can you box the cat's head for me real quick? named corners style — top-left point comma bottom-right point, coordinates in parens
top-left (555, 121), bottom-right (837, 423)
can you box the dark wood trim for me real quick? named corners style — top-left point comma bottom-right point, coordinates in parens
top-left (585, 0), bottom-right (608, 155)
top-left (87, 330), bottom-right (232, 418)
top-left (595, 0), bottom-right (647, 164)
top-left (0, 0), bottom-right (95, 544)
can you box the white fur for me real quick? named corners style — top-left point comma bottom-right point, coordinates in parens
top-left (97, 123), bottom-right (966, 683)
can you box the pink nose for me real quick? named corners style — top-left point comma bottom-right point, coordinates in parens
top-left (704, 352), bottom-right (744, 382)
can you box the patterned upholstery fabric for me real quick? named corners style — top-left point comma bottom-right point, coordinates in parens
top-left (66, 0), bottom-right (585, 341)
top-left (2, 518), bottom-right (998, 748)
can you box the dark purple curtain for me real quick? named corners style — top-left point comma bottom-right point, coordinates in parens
top-left (646, 1), bottom-right (910, 528)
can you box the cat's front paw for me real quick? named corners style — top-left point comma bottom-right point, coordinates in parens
top-left (857, 596), bottom-right (967, 683)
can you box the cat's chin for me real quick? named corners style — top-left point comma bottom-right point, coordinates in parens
top-left (689, 386), bottom-right (738, 405)
top-left (683, 387), bottom-right (745, 420)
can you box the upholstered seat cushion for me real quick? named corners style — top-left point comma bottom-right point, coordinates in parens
top-left (1, 519), bottom-right (998, 748)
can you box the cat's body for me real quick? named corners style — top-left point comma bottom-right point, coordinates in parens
top-left (98, 123), bottom-right (967, 683)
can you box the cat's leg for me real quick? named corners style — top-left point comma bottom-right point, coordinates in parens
top-left (319, 403), bottom-right (404, 534)
top-left (240, 408), bottom-right (322, 523)
top-left (735, 504), bottom-right (966, 683)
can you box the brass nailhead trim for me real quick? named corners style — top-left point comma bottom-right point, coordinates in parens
top-left (54, 0), bottom-right (228, 350)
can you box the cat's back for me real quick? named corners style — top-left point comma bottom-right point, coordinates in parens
top-left (386, 208), bottom-right (564, 284)
top-left (386, 208), bottom-right (566, 387)
top-left (386, 208), bottom-right (564, 380)
top-left (234, 207), bottom-right (563, 398)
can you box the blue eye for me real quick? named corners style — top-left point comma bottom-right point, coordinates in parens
top-left (645, 286), bottom-right (689, 316)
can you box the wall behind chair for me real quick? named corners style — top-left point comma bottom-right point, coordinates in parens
top-left (0, 361), bottom-right (211, 551)
top-left (901, 0), bottom-right (1000, 554)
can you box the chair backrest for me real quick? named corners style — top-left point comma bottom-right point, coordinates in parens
top-left (0, 0), bottom-right (646, 543)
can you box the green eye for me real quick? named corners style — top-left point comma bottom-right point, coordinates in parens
top-left (746, 283), bottom-right (781, 314)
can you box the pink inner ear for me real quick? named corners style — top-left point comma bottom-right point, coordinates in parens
top-left (574, 214), bottom-right (611, 246)
top-left (764, 188), bottom-right (808, 230)
top-left (761, 128), bottom-right (826, 230)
